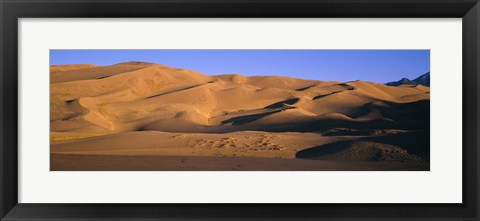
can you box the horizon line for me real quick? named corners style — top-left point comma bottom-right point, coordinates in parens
top-left (50, 61), bottom-right (430, 84)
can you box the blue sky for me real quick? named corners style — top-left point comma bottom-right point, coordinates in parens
top-left (50, 50), bottom-right (429, 83)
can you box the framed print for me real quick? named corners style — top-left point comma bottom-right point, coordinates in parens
top-left (1, 0), bottom-right (479, 220)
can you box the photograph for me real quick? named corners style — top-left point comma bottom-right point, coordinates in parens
top-left (50, 49), bottom-right (430, 171)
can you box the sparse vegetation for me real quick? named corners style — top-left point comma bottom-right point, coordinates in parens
top-left (96, 103), bottom-right (109, 115)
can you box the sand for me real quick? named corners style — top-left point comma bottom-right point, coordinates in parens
top-left (50, 62), bottom-right (430, 171)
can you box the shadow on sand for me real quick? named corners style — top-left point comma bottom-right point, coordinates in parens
top-left (296, 131), bottom-right (430, 162)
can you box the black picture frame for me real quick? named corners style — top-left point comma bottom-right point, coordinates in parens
top-left (1, 0), bottom-right (479, 220)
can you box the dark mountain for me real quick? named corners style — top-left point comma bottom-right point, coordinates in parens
top-left (412, 72), bottom-right (430, 86)
top-left (386, 72), bottom-right (430, 87)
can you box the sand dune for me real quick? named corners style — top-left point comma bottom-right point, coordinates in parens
top-left (50, 62), bottom-right (430, 170)
top-left (50, 64), bottom-right (97, 74)
top-left (296, 131), bottom-right (427, 162)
